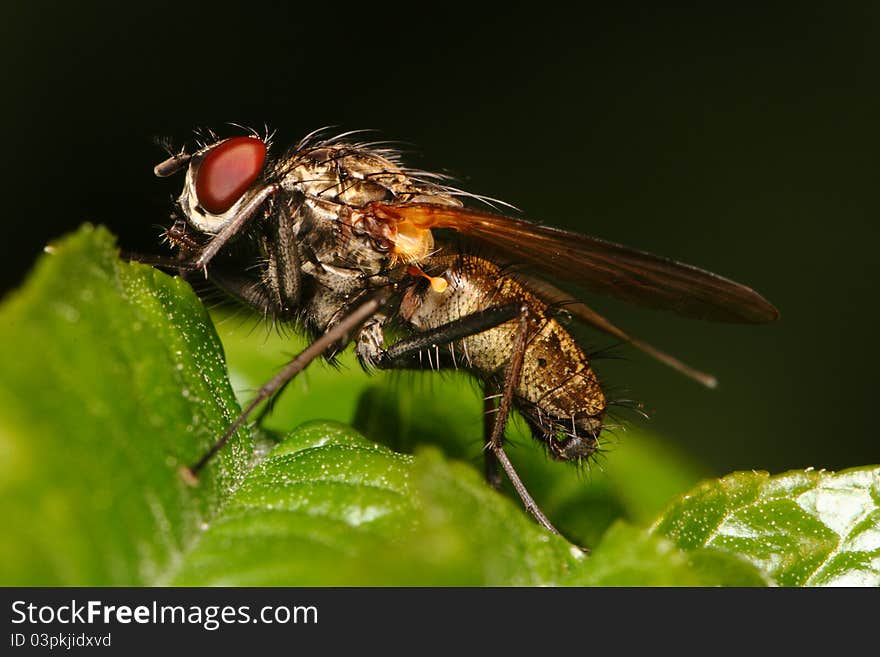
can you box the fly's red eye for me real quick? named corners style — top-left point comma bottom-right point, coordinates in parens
top-left (195, 136), bottom-right (267, 214)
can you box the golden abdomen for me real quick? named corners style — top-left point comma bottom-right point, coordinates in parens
top-left (401, 253), bottom-right (606, 461)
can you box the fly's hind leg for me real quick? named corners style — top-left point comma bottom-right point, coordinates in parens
top-left (484, 309), bottom-right (563, 537)
top-left (483, 383), bottom-right (502, 491)
top-left (372, 304), bottom-right (562, 537)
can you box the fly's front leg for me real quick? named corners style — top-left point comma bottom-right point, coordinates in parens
top-left (162, 197), bottom-right (303, 322)
top-left (148, 203), bottom-right (307, 432)
top-left (126, 185), bottom-right (282, 275)
top-left (192, 184), bottom-right (280, 271)
top-left (119, 220), bottom-right (204, 275)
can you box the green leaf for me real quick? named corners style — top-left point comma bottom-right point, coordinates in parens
top-left (389, 454), bottom-right (765, 586)
top-left (350, 383), bottom-right (706, 546)
top-left (652, 468), bottom-right (880, 586)
top-left (170, 421), bottom-right (417, 585)
top-left (172, 427), bottom-right (588, 586)
top-left (167, 424), bottom-right (765, 587)
top-left (0, 225), bottom-right (250, 585)
top-left (373, 447), bottom-right (586, 586)
top-left (571, 522), bottom-right (768, 586)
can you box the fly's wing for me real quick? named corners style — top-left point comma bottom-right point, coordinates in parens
top-left (371, 202), bottom-right (779, 324)
top-left (511, 271), bottom-right (718, 388)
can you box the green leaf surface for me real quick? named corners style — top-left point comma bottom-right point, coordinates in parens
top-left (170, 421), bottom-right (417, 585)
top-left (0, 225), bottom-right (250, 585)
top-left (572, 522), bottom-right (768, 586)
top-left (173, 425), bottom-right (755, 586)
top-left (172, 424), bottom-right (589, 586)
top-left (652, 467), bottom-right (880, 586)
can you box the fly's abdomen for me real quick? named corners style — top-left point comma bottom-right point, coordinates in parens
top-left (400, 253), bottom-right (606, 462)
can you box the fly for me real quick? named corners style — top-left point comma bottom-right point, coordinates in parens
top-left (146, 126), bottom-right (779, 538)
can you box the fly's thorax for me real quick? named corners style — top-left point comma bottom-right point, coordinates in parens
top-left (273, 145), bottom-right (460, 274)
top-left (278, 146), bottom-right (406, 207)
top-left (294, 195), bottom-right (390, 277)
top-left (290, 196), bottom-right (395, 337)
top-left (265, 148), bottom-right (420, 337)
top-left (277, 145), bottom-right (460, 208)
top-left (401, 253), bottom-right (606, 461)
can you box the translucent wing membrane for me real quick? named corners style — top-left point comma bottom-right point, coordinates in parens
top-left (371, 203), bottom-right (779, 324)
top-left (512, 273), bottom-right (718, 388)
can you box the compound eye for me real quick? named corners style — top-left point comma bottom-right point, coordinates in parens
top-left (195, 136), bottom-right (267, 214)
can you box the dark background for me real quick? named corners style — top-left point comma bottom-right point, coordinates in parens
top-left (1, 2), bottom-right (877, 474)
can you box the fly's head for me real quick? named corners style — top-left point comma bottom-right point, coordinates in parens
top-left (155, 134), bottom-right (270, 236)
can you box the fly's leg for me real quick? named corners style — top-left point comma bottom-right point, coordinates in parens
top-left (483, 383), bottom-right (502, 491)
top-left (374, 304), bottom-right (521, 367)
top-left (129, 217), bottom-right (304, 423)
top-left (124, 184), bottom-right (282, 274)
top-left (182, 290), bottom-right (388, 482)
top-left (201, 215), bottom-right (304, 428)
top-left (373, 303), bottom-right (561, 536)
top-left (207, 267), bottom-right (306, 424)
top-left (208, 198), bottom-right (304, 322)
top-left (130, 224), bottom-right (306, 423)
top-left (119, 220), bottom-right (202, 276)
top-left (485, 309), bottom-right (562, 536)
top-left (246, 209), bottom-right (308, 428)
top-left (259, 196), bottom-right (302, 314)
top-left (132, 203), bottom-right (303, 322)
top-left (192, 184), bottom-right (280, 271)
